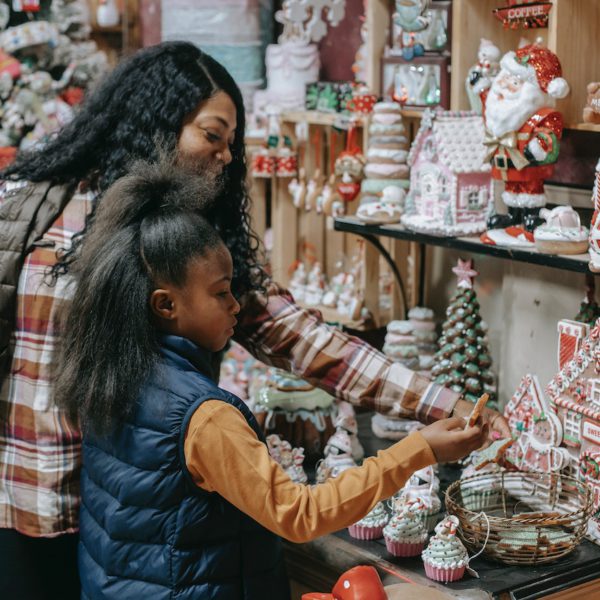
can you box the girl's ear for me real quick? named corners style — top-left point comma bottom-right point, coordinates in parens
top-left (150, 289), bottom-right (177, 321)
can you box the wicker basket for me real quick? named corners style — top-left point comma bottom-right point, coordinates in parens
top-left (445, 471), bottom-right (594, 565)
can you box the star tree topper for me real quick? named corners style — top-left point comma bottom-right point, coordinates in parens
top-left (452, 258), bottom-right (478, 289)
top-left (275, 0), bottom-right (346, 44)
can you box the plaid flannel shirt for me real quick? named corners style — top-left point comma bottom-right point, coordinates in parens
top-left (0, 185), bottom-right (458, 537)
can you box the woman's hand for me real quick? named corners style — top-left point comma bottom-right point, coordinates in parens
top-left (419, 417), bottom-right (488, 463)
top-left (452, 398), bottom-right (511, 443)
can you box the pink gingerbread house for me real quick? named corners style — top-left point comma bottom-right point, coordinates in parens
top-left (547, 319), bottom-right (600, 541)
top-left (401, 110), bottom-right (493, 237)
top-left (504, 318), bottom-right (600, 543)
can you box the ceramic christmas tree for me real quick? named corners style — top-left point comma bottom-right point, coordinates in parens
top-left (431, 259), bottom-right (496, 405)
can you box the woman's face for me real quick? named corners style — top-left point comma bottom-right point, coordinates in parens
top-left (177, 91), bottom-right (237, 184)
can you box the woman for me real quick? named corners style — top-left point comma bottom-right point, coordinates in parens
top-left (0, 41), bottom-right (509, 599)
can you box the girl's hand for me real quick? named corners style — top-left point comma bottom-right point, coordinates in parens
top-left (420, 417), bottom-right (488, 463)
top-left (453, 398), bottom-right (511, 443)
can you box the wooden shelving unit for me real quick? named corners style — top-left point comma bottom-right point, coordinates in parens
top-left (568, 123), bottom-right (600, 134)
top-left (88, 0), bottom-right (141, 63)
top-left (268, 114), bottom-right (367, 296)
top-left (279, 111), bottom-right (366, 128)
top-left (365, 0), bottom-right (600, 129)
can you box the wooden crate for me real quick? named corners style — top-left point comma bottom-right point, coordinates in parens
top-left (268, 113), bottom-right (366, 286)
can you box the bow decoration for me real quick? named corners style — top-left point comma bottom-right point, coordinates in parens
top-left (483, 128), bottom-right (530, 171)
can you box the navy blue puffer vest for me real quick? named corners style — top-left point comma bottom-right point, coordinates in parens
top-left (79, 335), bottom-right (290, 599)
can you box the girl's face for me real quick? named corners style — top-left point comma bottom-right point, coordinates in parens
top-left (177, 91), bottom-right (237, 183)
top-left (152, 244), bottom-right (240, 352)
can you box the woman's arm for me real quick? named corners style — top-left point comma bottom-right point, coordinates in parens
top-left (235, 282), bottom-right (459, 423)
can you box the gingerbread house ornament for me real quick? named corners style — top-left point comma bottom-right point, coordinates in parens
top-left (504, 374), bottom-right (570, 474)
top-left (588, 159), bottom-right (600, 273)
top-left (401, 109), bottom-right (493, 236)
top-left (504, 318), bottom-right (600, 543)
top-left (546, 318), bottom-right (600, 541)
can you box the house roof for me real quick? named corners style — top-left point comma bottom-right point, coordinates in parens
top-left (553, 395), bottom-right (600, 420)
top-left (547, 320), bottom-right (600, 403)
top-left (407, 109), bottom-right (491, 174)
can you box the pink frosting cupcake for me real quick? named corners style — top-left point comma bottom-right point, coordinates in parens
top-left (422, 516), bottom-right (468, 582)
top-left (348, 502), bottom-right (388, 540)
top-left (383, 500), bottom-right (428, 557)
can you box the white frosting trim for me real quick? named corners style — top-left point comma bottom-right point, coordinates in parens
top-left (408, 307), bottom-right (434, 321)
top-left (374, 102), bottom-right (403, 113)
top-left (369, 124), bottom-right (405, 135)
top-left (422, 538), bottom-right (468, 568)
top-left (367, 148), bottom-right (408, 161)
top-left (387, 320), bottom-right (414, 334)
top-left (365, 164), bottom-right (408, 177)
top-left (534, 225), bottom-right (589, 242)
top-left (357, 202), bottom-right (402, 224)
top-left (401, 214), bottom-right (487, 236)
top-left (385, 333), bottom-right (417, 345)
top-left (372, 113), bottom-right (403, 126)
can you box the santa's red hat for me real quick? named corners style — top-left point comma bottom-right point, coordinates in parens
top-left (500, 43), bottom-right (570, 99)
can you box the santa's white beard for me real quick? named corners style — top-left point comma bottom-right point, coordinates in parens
top-left (485, 80), bottom-right (549, 137)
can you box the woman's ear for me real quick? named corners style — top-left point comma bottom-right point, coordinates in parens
top-left (150, 289), bottom-right (177, 321)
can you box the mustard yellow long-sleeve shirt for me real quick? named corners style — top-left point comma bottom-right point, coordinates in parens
top-left (184, 400), bottom-right (436, 544)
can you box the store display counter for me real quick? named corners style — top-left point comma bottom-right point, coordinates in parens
top-left (284, 413), bottom-right (600, 599)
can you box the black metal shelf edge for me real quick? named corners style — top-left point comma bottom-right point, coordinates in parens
top-left (334, 217), bottom-right (594, 275)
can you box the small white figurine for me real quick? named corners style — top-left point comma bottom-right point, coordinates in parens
top-left (465, 38), bottom-right (501, 114)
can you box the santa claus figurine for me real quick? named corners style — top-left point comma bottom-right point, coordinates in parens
top-left (483, 43), bottom-right (569, 232)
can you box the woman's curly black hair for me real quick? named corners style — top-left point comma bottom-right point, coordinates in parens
top-left (1, 41), bottom-right (266, 297)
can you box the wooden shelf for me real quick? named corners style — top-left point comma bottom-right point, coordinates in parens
top-left (568, 123), bottom-right (600, 133)
top-left (334, 216), bottom-right (595, 275)
top-left (278, 108), bottom-right (423, 129)
top-left (280, 110), bottom-right (366, 128)
top-left (399, 108), bottom-right (425, 119)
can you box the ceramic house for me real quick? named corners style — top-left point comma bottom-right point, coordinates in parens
top-left (401, 109), bottom-right (493, 236)
top-left (504, 318), bottom-right (600, 543)
top-left (505, 374), bottom-right (570, 475)
top-left (546, 319), bottom-right (600, 542)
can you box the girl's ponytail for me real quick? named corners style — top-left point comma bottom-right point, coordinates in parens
top-left (54, 160), bottom-right (222, 434)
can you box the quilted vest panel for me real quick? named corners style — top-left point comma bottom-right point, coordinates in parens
top-left (79, 336), bottom-right (290, 599)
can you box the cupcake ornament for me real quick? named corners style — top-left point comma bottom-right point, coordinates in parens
top-left (383, 499), bottom-right (428, 557)
top-left (422, 516), bottom-right (469, 583)
top-left (396, 465), bottom-right (442, 531)
top-left (348, 501), bottom-right (389, 541)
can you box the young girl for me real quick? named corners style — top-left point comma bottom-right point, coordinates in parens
top-left (55, 162), bottom-right (486, 600)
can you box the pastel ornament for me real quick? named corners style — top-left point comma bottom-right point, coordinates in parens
top-left (97, 0), bottom-right (120, 28)
top-left (288, 167), bottom-right (307, 208)
top-left (422, 516), bottom-right (469, 583)
top-left (335, 152), bottom-right (365, 202)
top-left (316, 174), bottom-right (336, 214)
top-left (305, 169), bottom-right (324, 211)
top-left (534, 205), bottom-right (589, 255)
